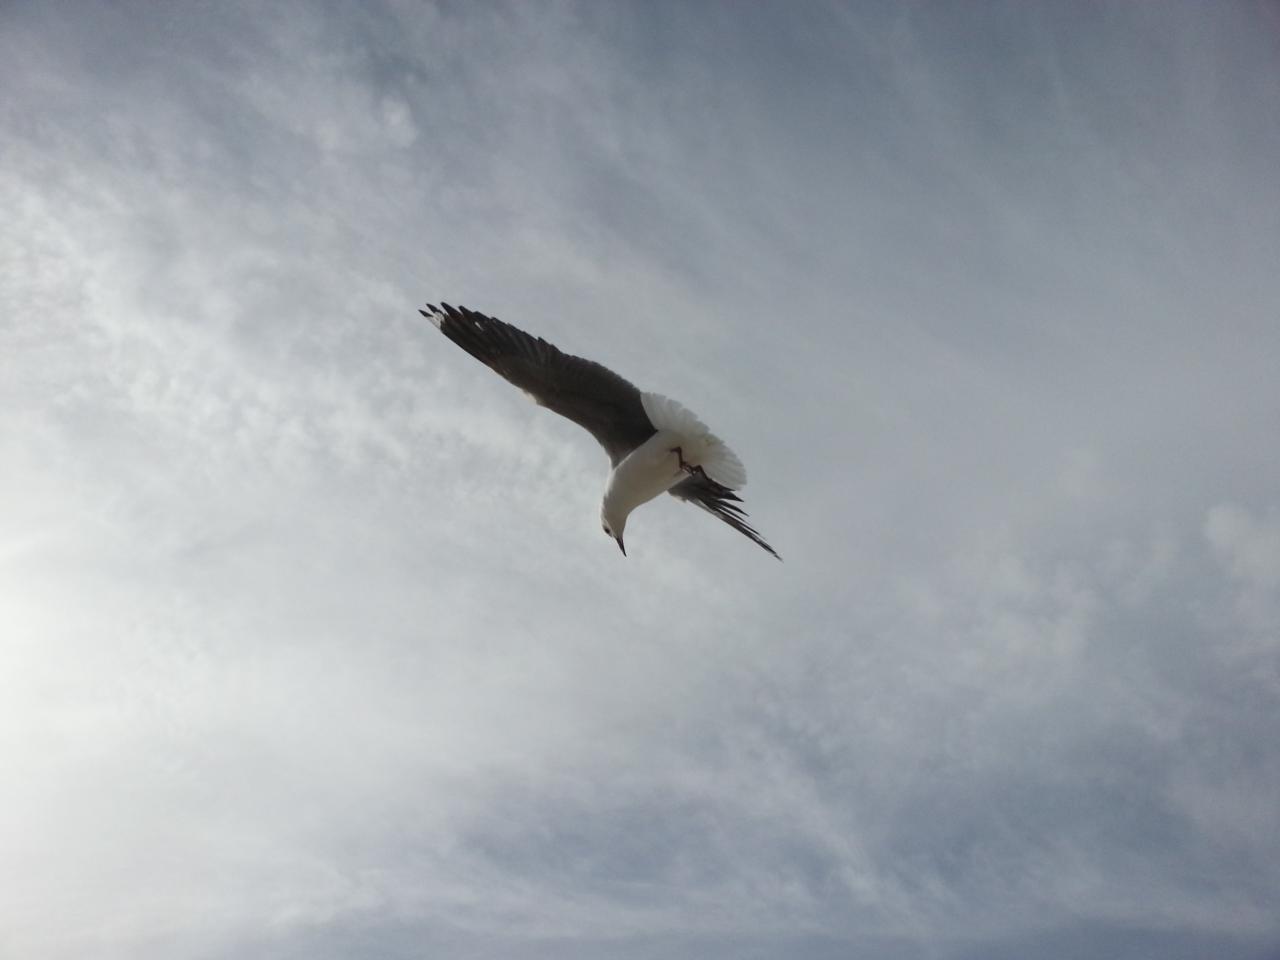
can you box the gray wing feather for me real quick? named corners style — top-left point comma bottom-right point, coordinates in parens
top-left (421, 303), bottom-right (655, 465)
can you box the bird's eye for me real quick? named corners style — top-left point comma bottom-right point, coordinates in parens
top-left (603, 526), bottom-right (611, 536)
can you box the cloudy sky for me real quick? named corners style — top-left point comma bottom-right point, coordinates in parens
top-left (4, 2), bottom-right (1280, 958)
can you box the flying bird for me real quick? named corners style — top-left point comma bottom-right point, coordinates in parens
top-left (421, 303), bottom-right (779, 559)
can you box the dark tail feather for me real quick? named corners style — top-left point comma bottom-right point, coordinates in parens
top-left (669, 476), bottom-right (781, 560)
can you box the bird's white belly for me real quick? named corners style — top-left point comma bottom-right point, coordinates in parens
top-left (604, 430), bottom-right (686, 513)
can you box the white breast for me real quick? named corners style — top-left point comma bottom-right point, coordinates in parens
top-left (603, 430), bottom-right (686, 515)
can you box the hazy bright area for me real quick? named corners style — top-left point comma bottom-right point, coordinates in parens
top-left (3, 3), bottom-right (1279, 958)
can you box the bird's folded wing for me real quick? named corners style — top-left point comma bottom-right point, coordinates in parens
top-left (422, 303), bottom-right (656, 465)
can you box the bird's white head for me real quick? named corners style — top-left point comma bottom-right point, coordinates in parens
top-left (600, 500), bottom-right (628, 556)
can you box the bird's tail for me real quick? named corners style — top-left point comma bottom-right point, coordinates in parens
top-left (668, 474), bottom-right (781, 559)
top-left (640, 392), bottom-right (747, 489)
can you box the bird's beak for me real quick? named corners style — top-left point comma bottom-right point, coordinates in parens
top-left (616, 536), bottom-right (626, 557)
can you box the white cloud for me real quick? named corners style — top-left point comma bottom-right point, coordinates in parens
top-left (1204, 502), bottom-right (1280, 649)
top-left (3, 2), bottom-right (1279, 958)
top-left (1206, 504), bottom-right (1280, 592)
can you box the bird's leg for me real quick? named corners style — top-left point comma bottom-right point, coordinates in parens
top-left (670, 445), bottom-right (693, 473)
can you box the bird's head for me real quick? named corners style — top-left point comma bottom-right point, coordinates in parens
top-left (600, 505), bottom-right (628, 557)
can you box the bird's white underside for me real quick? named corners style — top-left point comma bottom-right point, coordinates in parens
top-left (599, 395), bottom-right (749, 535)
top-left (603, 429), bottom-right (690, 519)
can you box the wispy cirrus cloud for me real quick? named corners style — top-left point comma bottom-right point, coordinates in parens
top-left (2, 2), bottom-right (1278, 958)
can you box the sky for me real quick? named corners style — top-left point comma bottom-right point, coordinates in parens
top-left (3, 1), bottom-right (1279, 958)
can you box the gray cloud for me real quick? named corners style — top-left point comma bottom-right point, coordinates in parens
top-left (3, 2), bottom-right (1278, 958)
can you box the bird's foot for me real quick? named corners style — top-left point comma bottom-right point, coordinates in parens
top-left (670, 446), bottom-right (693, 473)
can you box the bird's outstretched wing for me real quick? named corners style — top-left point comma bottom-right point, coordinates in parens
top-left (668, 472), bottom-right (781, 560)
top-left (422, 303), bottom-right (656, 465)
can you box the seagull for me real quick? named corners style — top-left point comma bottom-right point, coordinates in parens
top-left (421, 303), bottom-right (779, 559)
